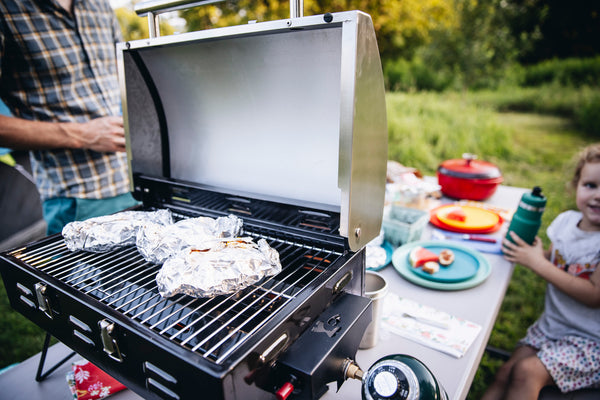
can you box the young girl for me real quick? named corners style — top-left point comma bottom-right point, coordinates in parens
top-left (482, 143), bottom-right (600, 400)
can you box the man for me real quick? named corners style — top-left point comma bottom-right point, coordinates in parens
top-left (0, 0), bottom-right (138, 235)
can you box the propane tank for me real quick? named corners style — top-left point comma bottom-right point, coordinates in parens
top-left (505, 186), bottom-right (546, 245)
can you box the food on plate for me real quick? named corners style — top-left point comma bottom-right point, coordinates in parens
top-left (445, 206), bottom-right (467, 222)
top-left (439, 249), bottom-right (455, 266)
top-left (409, 246), bottom-right (439, 267)
top-left (422, 261), bottom-right (440, 274)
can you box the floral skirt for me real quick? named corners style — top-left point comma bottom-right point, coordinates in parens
top-left (518, 322), bottom-right (600, 393)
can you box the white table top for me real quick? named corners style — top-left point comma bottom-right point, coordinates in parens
top-left (0, 184), bottom-right (525, 400)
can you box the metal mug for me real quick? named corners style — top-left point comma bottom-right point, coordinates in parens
top-left (360, 271), bottom-right (388, 349)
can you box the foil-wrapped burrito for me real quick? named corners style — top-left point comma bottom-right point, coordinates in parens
top-left (136, 214), bottom-right (243, 264)
top-left (156, 238), bottom-right (282, 298)
top-left (62, 209), bottom-right (173, 252)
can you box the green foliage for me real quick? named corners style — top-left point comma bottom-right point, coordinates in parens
top-left (522, 56), bottom-right (600, 87)
top-left (383, 58), bottom-right (453, 92)
top-left (465, 85), bottom-right (600, 136)
top-left (386, 92), bottom-right (513, 173)
top-left (576, 91), bottom-right (600, 135)
top-left (415, 0), bottom-right (520, 90)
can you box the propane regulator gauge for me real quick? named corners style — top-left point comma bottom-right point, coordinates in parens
top-left (362, 355), bottom-right (448, 400)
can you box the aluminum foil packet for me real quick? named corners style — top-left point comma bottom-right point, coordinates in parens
top-left (156, 238), bottom-right (282, 298)
top-left (136, 214), bottom-right (243, 264)
top-left (62, 209), bottom-right (173, 253)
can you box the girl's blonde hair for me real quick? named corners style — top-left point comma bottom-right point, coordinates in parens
top-left (572, 143), bottom-right (600, 189)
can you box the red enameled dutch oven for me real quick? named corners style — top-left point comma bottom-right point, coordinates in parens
top-left (437, 153), bottom-right (503, 200)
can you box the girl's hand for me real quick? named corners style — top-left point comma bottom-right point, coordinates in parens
top-left (502, 231), bottom-right (546, 270)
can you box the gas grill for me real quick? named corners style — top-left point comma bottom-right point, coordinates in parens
top-left (0, 2), bottom-right (387, 399)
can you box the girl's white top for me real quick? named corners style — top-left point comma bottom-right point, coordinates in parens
top-left (537, 210), bottom-right (600, 342)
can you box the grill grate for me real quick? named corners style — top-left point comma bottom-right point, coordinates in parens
top-left (166, 184), bottom-right (342, 234)
top-left (9, 229), bottom-right (343, 364)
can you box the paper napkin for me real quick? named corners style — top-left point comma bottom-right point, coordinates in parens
top-left (382, 294), bottom-right (482, 358)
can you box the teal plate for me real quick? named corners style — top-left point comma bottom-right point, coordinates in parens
top-left (392, 240), bottom-right (492, 290)
top-left (410, 243), bottom-right (479, 283)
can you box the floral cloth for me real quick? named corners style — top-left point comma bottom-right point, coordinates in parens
top-left (67, 360), bottom-right (126, 400)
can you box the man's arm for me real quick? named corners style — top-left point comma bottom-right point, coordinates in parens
top-left (0, 114), bottom-right (126, 153)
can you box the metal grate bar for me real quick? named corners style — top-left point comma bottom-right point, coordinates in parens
top-left (96, 260), bottom-right (155, 301)
top-left (40, 251), bottom-right (99, 276)
top-left (61, 248), bottom-right (140, 285)
top-left (11, 240), bottom-right (64, 265)
top-left (155, 297), bottom-right (207, 334)
top-left (58, 248), bottom-right (139, 282)
top-left (106, 269), bottom-right (159, 307)
top-left (121, 290), bottom-right (165, 316)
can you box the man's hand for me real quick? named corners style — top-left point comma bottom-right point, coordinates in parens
top-left (0, 114), bottom-right (126, 152)
top-left (67, 116), bottom-right (126, 153)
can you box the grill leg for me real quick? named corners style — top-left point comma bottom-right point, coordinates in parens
top-left (35, 333), bottom-right (76, 382)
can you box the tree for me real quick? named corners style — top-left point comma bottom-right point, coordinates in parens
top-left (179, 0), bottom-right (456, 60)
top-left (418, 0), bottom-right (519, 89)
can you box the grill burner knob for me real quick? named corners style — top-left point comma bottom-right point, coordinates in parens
top-left (362, 355), bottom-right (448, 400)
top-left (275, 381), bottom-right (294, 400)
top-left (276, 375), bottom-right (298, 400)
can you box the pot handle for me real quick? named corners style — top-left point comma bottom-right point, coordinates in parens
top-left (462, 153), bottom-right (478, 166)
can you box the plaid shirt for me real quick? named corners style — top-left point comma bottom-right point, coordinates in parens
top-left (0, 0), bottom-right (130, 201)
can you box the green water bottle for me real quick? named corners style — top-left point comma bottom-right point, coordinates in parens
top-left (505, 186), bottom-right (546, 245)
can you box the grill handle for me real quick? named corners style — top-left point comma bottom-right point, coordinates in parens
top-left (135, 0), bottom-right (304, 38)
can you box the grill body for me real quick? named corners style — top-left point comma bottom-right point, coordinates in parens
top-left (1, 212), bottom-right (368, 399)
top-left (0, 9), bottom-right (386, 400)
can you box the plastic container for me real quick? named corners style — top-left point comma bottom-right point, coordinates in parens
top-left (382, 206), bottom-right (429, 247)
top-left (505, 186), bottom-right (546, 245)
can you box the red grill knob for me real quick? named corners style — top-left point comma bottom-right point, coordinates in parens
top-left (275, 381), bottom-right (295, 400)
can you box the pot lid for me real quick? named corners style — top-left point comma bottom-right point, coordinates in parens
top-left (438, 153), bottom-right (501, 180)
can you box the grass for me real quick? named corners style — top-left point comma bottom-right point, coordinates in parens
top-left (0, 89), bottom-right (597, 398)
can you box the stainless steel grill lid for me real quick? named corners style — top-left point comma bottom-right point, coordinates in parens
top-left (116, 10), bottom-right (388, 251)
